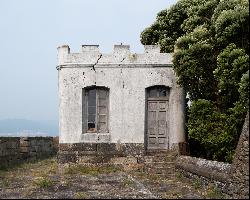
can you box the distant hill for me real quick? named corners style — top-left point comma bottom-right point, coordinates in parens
top-left (0, 119), bottom-right (58, 136)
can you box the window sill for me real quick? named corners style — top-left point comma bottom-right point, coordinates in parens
top-left (81, 132), bottom-right (111, 143)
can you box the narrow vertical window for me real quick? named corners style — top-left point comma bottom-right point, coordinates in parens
top-left (84, 87), bottom-right (109, 133)
top-left (87, 88), bottom-right (96, 132)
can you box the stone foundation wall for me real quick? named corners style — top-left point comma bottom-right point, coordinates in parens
top-left (57, 143), bottom-right (145, 166)
top-left (0, 136), bottom-right (59, 169)
top-left (175, 112), bottom-right (249, 199)
top-left (57, 142), bottom-right (189, 166)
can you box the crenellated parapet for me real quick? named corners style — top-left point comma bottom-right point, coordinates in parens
top-left (57, 44), bottom-right (173, 67)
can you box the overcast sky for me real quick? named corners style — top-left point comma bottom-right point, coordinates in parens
top-left (0, 0), bottom-right (177, 121)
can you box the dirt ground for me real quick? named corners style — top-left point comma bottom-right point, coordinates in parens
top-left (0, 157), bottom-right (226, 199)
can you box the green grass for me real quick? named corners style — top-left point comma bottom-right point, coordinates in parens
top-left (0, 178), bottom-right (10, 188)
top-left (175, 172), bottom-right (183, 179)
top-left (193, 178), bottom-right (202, 190)
top-left (33, 177), bottom-right (53, 189)
top-left (206, 185), bottom-right (226, 199)
top-left (74, 192), bottom-right (89, 199)
top-left (122, 177), bottom-right (136, 187)
top-left (63, 164), bottom-right (121, 176)
top-left (0, 166), bottom-right (8, 171)
top-left (1, 158), bottom-right (57, 191)
top-left (130, 171), bottom-right (163, 183)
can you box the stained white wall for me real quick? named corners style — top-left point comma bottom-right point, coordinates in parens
top-left (57, 45), bottom-right (185, 149)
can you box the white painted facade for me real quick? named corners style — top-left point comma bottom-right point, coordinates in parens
top-left (57, 44), bottom-right (185, 150)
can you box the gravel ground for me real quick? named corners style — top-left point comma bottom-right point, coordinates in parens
top-left (0, 158), bottom-right (226, 199)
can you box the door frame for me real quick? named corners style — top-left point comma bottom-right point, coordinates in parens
top-left (144, 86), bottom-right (170, 152)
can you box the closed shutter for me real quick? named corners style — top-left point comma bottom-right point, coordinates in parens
top-left (97, 89), bottom-right (109, 132)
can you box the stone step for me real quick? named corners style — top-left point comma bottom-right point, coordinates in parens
top-left (145, 150), bottom-right (178, 156)
top-left (145, 163), bottom-right (175, 169)
top-left (145, 166), bottom-right (175, 175)
top-left (143, 159), bottom-right (176, 176)
top-left (144, 161), bottom-right (175, 164)
top-left (141, 171), bottom-right (176, 179)
top-left (144, 164), bottom-right (175, 170)
top-left (144, 155), bottom-right (177, 163)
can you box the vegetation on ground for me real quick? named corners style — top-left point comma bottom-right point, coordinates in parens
top-left (0, 158), bottom-right (226, 199)
top-left (33, 177), bottom-right (53, 189)
top-left (63, 164), bottom-right (121, 176)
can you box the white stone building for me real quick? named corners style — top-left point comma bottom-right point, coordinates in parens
top-left (57, 44), bottom-right (186, 163)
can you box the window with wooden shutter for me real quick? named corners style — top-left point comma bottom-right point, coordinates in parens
top-left (84, 87), bottom-right (109, 133)
top-left (97, 89), bottom-right (108, 132)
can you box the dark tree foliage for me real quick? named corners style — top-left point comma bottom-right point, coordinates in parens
top-left (141, 0), bottom-right (249, 162)
top-left (140, 0), bottom-right (201, 52)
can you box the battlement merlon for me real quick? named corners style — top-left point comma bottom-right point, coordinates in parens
top-left (57, 44), bottom-right (173, 67)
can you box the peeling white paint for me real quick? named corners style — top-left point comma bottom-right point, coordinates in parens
top-left (57, 44), bottom-right (185, 150)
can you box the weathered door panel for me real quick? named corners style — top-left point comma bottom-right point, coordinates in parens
top-left (147, 102), bottom-right (158, 149)
top-left (147, 100), bottom-right (168, 150)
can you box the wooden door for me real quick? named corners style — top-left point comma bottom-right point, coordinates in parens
top-left (146, 86), bottom-right (169, 150)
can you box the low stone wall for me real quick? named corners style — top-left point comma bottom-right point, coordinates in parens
top-left (57, 143), bottom-right (145, 166)
top-left (0, 136), bottom-right (59, 169)
top-left (175, 156), bottom-right (231, 191)
top-left (175, 112), bottom-right (249, 199)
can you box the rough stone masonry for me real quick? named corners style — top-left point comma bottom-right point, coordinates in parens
top-left (57, 44), bottom-right (186, 164)
top-left (0, 137), bottom-right (58, 169)
top-left (175, 112), bottom-right (249, 199)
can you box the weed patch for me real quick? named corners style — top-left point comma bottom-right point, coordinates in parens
top-left (193, 178), bottom-right (202, 190)
top-left (64, 165), bottom-right (121, 176)
top-left (0, 178), bottom-right (10, 188)
top-left (33, 177), bottom-right (53, 189)
top-left (206, 185), bottom-right (225, 199)
top-left (175, 172), bottom-right (183, 179)
top-left (74, 192), bottom-right (89, 199)
top-left (122, 177), bottom-right (136, 187)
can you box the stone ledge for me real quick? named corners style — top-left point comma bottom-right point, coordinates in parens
top-left (81, 133), bottom-right (111, 143)
top-left (175, 156), bottom-right (231, 183)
